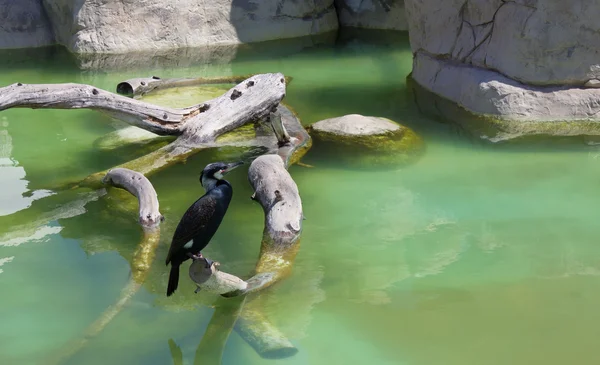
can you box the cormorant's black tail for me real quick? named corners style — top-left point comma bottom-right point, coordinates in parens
top-left (167, 263), bottom-right (180, 297)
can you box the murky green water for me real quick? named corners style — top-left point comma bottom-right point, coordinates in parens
top-left (2, 30), bottom-right (600, 365)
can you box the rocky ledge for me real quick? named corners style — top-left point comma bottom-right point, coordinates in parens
top-left (410, 52), bottom-right (600, 143)
top-left (405, 0), bottom-right (600, 142)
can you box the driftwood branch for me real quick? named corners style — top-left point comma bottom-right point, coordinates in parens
top-left (189, 109), bottom-right (307, 296)
top-left (189, 260), bottom-right (248, 295)
top-left (102, 168), bottom-right (164, 228)
top-left (0, 74), bottom-right (291, 250)
top-left (0, 82), bottom-right (198, 135)
top-left (189, 107), bottom-right (309, 359)
top-left (48, 168), bottom-right (162, 365)
top-left (116, 74), bottom-right (293, 98)
top-left (0, 73), bottom-right (285, 142)
top-left (0, 73), bottom-right (307, 361)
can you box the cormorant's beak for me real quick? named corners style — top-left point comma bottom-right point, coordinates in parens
top-left (222, 161), bottom-right (244, 174)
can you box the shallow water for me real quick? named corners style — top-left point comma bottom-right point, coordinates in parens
top-left (2, 30), bottom-right (600, 365)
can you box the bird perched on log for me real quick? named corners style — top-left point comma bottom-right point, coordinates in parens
top-left (165, 161), bottom-right (244, 297)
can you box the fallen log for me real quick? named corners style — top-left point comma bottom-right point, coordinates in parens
top-left (116, 74), bottom-right (293, 98)
top-left (189, 110), bottom-right (307, 295)
top-left (0, 73), bottom-right (290, 246)
top-left (189, 108), bottom-right (309, 359)
top-left (0, 73), bottom-right (307, 361)
top-left (47, 168), bottom-right (163, 365)
top-left (0, 73), bottom-right (285, 141)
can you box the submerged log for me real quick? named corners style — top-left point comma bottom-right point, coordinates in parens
top-left (48, 168), bottom-right (163, 365)
top-left (189, 110), bottom-right (307, 296)
top-left (235, 307), bottom-right (298, 359)
top-left (0, 73), bottom-right (307, 361)
top-left (189, 108), bottom-right (309, 359)
top-left (102, 168), bottom-right (163, 228)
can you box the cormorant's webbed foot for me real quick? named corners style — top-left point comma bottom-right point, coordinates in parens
top-left (188, 252), bottom-right (204, 261)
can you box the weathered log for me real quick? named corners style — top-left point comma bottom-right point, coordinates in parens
top-left (179, 74), bottom-right (285, 144)
top-left (188, 108), bottom-right (309, 359)
top-left (116, 74), bottom-right (293, 98)
top-left (193, 296), bottom-right (246, 365)
top-left (102, 168), bottom-right (163, 228)
top-left (48, 168), bottom-right (162, 365)
top-left (77, 105), bottom-right (298, 192)
top-left (0, 73), bottom-right (285, 142)
top-left (12, 73), bottom-right (288, 190)
top-left (235, 307), bottom-right (298, 359)
top-left (0, 82), bottom-right (197, 135)
top-left (0, 76), bottom-right (292, 249)
top-left (0, 73), bottom-right (304, 360)
top-left (188, 110), bottom-right (307, 296)
top-left (189, 259), bottom-right (248, 295)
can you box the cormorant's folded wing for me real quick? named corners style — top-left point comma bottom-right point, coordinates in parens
top-left (166, 195), bottom-right (217, 259)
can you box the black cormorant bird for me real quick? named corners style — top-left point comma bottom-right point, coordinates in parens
top-left (165, 161), bottom-right (243, 297)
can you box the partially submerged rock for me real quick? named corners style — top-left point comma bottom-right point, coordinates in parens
top-left (405, 0), bottom-right (600, 142)
top-left (410, 53), bottom-right (600, 143)
top-left (307, 114), bottom-right (424, 168)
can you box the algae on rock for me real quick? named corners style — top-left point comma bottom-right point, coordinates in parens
top-left (307, 114), bottom-right (424, 168)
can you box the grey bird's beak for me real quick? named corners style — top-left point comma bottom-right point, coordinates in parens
top-left (222, 161), bottom-right (244, 174)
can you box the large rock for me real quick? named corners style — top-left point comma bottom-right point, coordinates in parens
top-left (405, 0), bottom-right (600, 141)
top-left (0, 0), bottom-right (55, 49)
top-left (410, 54), bottom-right (600, 143)
top-left (307, 114), bottom-right (423, 168)
top-left (335, 0), bottom-right (407, 30)
top-left (405, 0), bottom-right (600, 86)
top-left (41, 0), bottom-right (338, 54)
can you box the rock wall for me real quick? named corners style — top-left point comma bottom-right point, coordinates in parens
top-left (0, 0), bottom-right (55, 49)
top-left (1, 1), bottom-right (409, 53)
top-left (406, 0), bottom-right (600, 86)
top-left (406, 0), bottom-right (600, 141)
top-left (41, 0), bottom-right (338, 53)
top-left (335, 0), bottom-right (407, 30)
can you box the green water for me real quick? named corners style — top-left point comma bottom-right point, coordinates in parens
top-left (2, 30), bottom-right (600, 365)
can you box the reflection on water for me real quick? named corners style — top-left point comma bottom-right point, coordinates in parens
top-left (0, 29), bottom-right (600, 365)
top-left (0, 117), bottom-right (54, 216)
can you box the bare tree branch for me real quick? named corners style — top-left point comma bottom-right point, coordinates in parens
top-left (0, 83), bottom-right (198, 135)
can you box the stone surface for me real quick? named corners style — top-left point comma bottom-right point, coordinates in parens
top-left (405, 0), bottom-right (600, 86)
top-left (312, 114), bottom-right (400, 135)
top-left (0, 0), bottom-right (55, 49)
top-left (308, 114), bottom-right (423, 167)
top-left (584, 79), bottom-right (600, 88)
top-left (41, 0), bottom-right (338, 53)
top-left (411, 52), bottom-right (600, 142)
top-left (405, 0), bottom-right (600, 140)
top-left (335, 0), bottom-right (407, 30)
